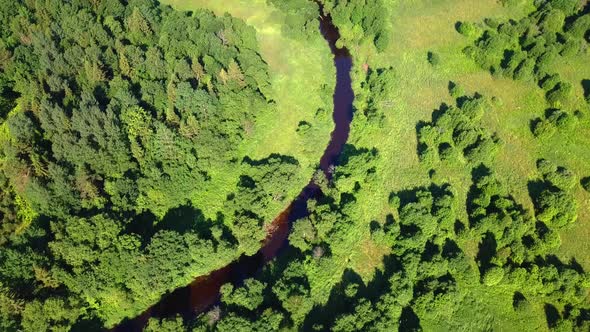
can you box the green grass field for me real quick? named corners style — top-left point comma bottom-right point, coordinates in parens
top-left (339, 0), bottom-right (590, 329)
top-left (162, 0), bottom-right (336, 218)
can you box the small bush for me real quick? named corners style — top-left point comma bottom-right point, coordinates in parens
top-left (540, 73), bottom-right (561, 91)
top-left (581, 177), bottom-right (590, 192)
top-left (427, 51), bottom-right (441, 66)
top-left (560, 38), bottom-right (581, 57)
top-left (546, 82), bottom-right (573, 107)
top-left (545, 167), bottom-right (577, 191)
top-left (550, 111), bottom-right (577, 131)
top-left (531, 119), bottom-right (557, 139)
top-left (456, 21), bottom-right (482, 38)
top-left (483, 266), bottom-right (505, 286)
top-left (448, 81), bottom-right (465, 99)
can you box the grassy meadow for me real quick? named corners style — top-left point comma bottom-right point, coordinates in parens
top-left (339, 0), bottom-right (590, 329)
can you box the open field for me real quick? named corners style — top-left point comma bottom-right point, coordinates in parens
top-left (341, 0), bottom-right (590, 329)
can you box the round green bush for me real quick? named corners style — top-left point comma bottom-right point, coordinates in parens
top-left (483, 266), bottom-right (505, 286)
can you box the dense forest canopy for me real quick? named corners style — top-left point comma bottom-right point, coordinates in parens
top-left (0, 0), bottom-right (307, 329)
top-left (1, 0), bottom-right (590, 331)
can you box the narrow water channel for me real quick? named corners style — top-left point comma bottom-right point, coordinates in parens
top-left (117, 7), bottom-right (353, 331)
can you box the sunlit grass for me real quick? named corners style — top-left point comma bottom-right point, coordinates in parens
top-left (342, 0), bottom-right (589, 329)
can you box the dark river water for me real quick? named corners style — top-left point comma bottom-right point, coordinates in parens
top-left (116, 7), bottom-right (353, 331)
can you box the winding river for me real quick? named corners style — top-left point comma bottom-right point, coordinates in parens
top-left (118, 7), bottom-right (353, 331)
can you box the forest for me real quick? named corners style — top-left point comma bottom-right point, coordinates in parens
top-left (1, 0), bottom-right (590, 331)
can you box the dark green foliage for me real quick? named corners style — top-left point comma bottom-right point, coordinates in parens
top-left (0, 282), bottom-right (22, 331)
top-left (582, 177), bottom-right (590, 192)
top-left (0, 0), bottom-right (299, 329)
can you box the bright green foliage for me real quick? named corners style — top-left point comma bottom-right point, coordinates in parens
top-left (462, 1), bottom-right (588, 106)
top-left (535, 190), bottom-right (578, 228)
top-left (456, 21), bottom-right (482, 38)
top-left (145, 316), bottom-right (187, 332)
top-left (20, 297), bottom-right (81, 332)
top-left (355, 67), bottom-right (395, 126)
top-left (482, 266), bottom-right (505, 286)
top-left (417, 90), bottom-right (501, 167)
top-left (566, 15), bottom-right (590, 39)
top-left (319, 0), bottom-right (390, 52)
top-left (289, 217), bottom-right (317, 252)
top-left (531, 109), bottom-right (577, 139)
top-left (537, 159), bottom-right (578, 191)
top-left (221, 278), bottom-right (266, 311)
top-left (268, 0), bottom-right (321, 40)
top-left (215, 308), bottom-right (284, 332)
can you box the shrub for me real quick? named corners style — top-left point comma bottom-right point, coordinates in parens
top-left (531, 118), bottom-right (557, 138)
top-left (566, 15), bottom-right (590, 39)
top-left (541, 9), bottom-right (566, 33)
top-left (537, 159), bottom-right (557, 176)
top-left (460, 96), bottom-right (488, 121)
top-left (540, 73), bottom-right (561, 91)
top-left (448, 81), bottom-right (465, 99)
top-left (581, 177), bottom-right (590, 192)
top-left (483, 266), bottom-right (505, 286)
top-left (427, 51), bottom-right (441, 66)
top-left (545, 167), bottom-right (577, 191)
top-left (535, 189), bottom-right (578, 229)
top-left (549, 110), bottom-right (577, 131)
top-left (464, 136), bottom-right (501, 163)
top-left (513, 58), bottom-right (535, 81)
top-left (484, 18), bottom-right (500, 29)
top-left (456, 21), bottom-right (482, 38)
top-left (546, 82), bottom-right (573, 107)
top-left (560, 38), bottom-right (581, 57)
top-left (438, 143), bottom-right (457, 162)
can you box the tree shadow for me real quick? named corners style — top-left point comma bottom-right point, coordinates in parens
top-left (124, 210), bottom-right (157, 247)
top-left (337, 144), bottom-right (377, 167)
top-left (544, 303), bottom-right (560, 328)
top-left (242, 153), bottom-right (299, 167)
top-left (157, 204), bottom-right (207, 234)
top-left (527, 179), bottom-right (546, 209)
top-left (399, 306), bottom-right (422, 332)
top-left (581, 79), bottom-right (590, 100)
top-left (301, 268), bottom-right (365, 330)
top-left (476, 232), bottom-right (497, 273)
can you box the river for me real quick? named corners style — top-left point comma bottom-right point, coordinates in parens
top-left (117, 6), bottom-right (353, 331)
